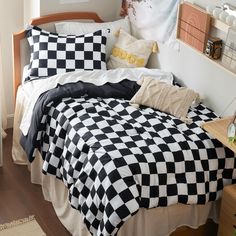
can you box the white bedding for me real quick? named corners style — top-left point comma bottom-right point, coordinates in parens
top-left (20, 68), bottom-right (173, 136)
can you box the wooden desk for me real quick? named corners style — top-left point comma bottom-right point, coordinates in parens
top-left (202, 117), bottom-right (236, 153)
top-left (203, 118), bottom-right (236, 236)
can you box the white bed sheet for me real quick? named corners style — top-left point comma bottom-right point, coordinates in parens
top-left (19, 68), bottom-right (174, 136)
top-left (12, 83), bottom-right (220, 236)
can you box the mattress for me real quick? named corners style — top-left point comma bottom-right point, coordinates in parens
top-left (12, 81), bottom-right (221, 236)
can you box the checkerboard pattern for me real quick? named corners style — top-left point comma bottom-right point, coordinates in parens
top-left (26, 26), bottom-right (107, 81)
top-left (33, 98), bottom-right (236, 236)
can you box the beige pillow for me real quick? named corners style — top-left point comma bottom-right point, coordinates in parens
top-left (107, 29), bottom-right (157, 69)
top-left (130, 77), bottom-right (200, 122)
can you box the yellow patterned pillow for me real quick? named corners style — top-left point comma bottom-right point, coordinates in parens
top-left (107, 29), bottom-right (157, 69)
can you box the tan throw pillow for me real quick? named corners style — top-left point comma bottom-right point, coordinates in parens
top-left (130, 76), bottom-right (200, 122)
top-left (107, 29), bottom-right (157, 69)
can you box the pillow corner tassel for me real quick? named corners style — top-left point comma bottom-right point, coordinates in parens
top-left (152, 42), bottom-right (158, 53)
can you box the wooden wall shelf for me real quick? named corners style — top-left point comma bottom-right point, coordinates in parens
top-left (177, 2), bottom-right (236, 76)
top-left (211, 18), bottom-right (230, 33)
top-left (177, 39), bottom-right (236, 77)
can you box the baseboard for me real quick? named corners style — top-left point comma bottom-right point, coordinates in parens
top-left (7, 114), bottom-right (14, 129)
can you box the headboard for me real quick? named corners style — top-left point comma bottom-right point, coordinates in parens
top-left (12, 12), bottom-right (103, 102)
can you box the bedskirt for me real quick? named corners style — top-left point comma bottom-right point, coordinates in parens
top-left (42, 168), bottom-right (219, 236)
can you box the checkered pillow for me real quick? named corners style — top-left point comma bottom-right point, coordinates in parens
top-left (26, 26), bottom-right (107, 81)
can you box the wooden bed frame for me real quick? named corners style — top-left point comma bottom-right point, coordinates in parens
top-left (12, 11), bottom-right (219, 236)
top-left (12, 12), bottom-right (103, 102)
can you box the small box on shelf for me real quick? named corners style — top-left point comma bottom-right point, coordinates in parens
top-left (205, 37), bottom-right (223, 59)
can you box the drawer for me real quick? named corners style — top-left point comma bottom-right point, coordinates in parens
top-left (218, 204), bottom-right (236, 236)
top-left (218, 185), bottom-right (236, 236)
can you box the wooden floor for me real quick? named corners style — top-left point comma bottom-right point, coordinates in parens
top-left (0, 129), bottom-right (71, 236)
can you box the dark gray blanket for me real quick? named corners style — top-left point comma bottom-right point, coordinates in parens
top-left (20, 80), bottom-right (140, 162)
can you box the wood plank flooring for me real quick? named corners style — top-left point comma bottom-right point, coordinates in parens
top-left (0, 129), bottom-right (71, 236)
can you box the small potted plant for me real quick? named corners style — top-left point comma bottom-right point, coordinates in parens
top-left (228, 135), bottom-right (236, 144)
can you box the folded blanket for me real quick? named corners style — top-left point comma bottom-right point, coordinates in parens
top-left (20, 79), bottom-right (140, 161)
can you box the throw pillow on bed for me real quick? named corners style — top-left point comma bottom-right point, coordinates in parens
top-left (26, 25), bottom-right (107, 81)
top-left (107, 29), bottom-right (157, 69)
top-left (130, 76), bottom-right (200, 122)
top-left (55, 17), bottom-right (131, 61)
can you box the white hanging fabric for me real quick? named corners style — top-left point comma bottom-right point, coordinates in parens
top-left (0, 43), bottom-right (7, 138)
top-left (126, 0), bottom-right (181, 49)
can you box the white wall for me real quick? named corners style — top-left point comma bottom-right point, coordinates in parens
top-left (39, 0), bottom-right (120, 21)
top-left (152, 0), bottom-right (236, 116)
top-left (150, 42), bottom-right (236, 116)
top-left (0, 0), bottom-right (24, 127)
top-left (23, 0), bottom-right (121, 23)
top-left (24, 0), bottom-right (40, 25)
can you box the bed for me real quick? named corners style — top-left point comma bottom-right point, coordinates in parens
top-left (12, 12), bottom-right (236, 236)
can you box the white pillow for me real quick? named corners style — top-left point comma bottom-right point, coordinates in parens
top-left (22, 64), bottom-right (30, 82)
top-left (55, 17), bottom-right (131, 61)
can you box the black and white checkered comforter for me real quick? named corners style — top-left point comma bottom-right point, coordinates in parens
top-left (21, 79), bottom-right (236, 236)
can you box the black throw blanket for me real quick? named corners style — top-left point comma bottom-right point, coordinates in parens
top-left (20, 80), bottom-right (140, 162)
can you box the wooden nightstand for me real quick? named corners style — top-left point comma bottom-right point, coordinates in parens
top-left (202, 117), bottom-right (236, 153)
top-left (217, 185), bottom-right (236, 236)
top-left (203, 118), bottom-right (236, 236)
